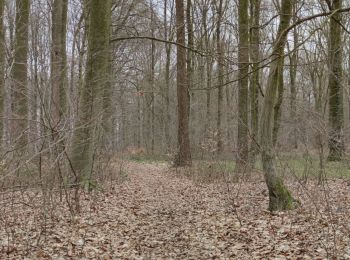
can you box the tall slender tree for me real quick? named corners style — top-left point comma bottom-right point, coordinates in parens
top-left (0, 0), bottom-right (5, 145)
top-left (249, 0), bottom-right (261, 165)
top-left (150, 2), bottom-right (155, 154)
top-left (51, 0), bottom-right (68, 127)
top-left (203, 3), bottom-right (212, 131)
top-left (236, 0), bottom-right (249, 172)
top-left (216, 0), bottom-right (224, 154)
top-left (289, 10), bottom-right (298, 149)
top-left (174, 0), bottom-right (191, 166)
top-left (163, 0), bottom-right (171, 152)
top-left (12, 0), bottom-right (30, 149)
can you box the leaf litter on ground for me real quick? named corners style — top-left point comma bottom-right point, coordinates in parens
top-left (0, 161), bottom-right (350, 259)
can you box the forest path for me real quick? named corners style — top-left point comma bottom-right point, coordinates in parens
top-left (3, 162), bottom-right (350, 259)
top-left (115, 161), bottom-right (243, 258)
top-left (105, 161), bottom-right (350, 259)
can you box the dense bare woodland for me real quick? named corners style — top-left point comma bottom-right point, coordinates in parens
top-left (1, 0), bottom-right (350, 258)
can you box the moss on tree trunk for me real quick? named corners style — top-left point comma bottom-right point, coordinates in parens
top-left (262, 153), bottom-right (293, 211)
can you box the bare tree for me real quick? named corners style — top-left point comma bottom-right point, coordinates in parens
top-left (174, 0), bottom-right (191, 166)
top-left (260, 0), bottom-right (295, 211)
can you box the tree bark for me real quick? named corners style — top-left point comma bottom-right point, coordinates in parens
top-left (150, 4), bottom-right (155, 154)
top-left (327, 0), bottom-right (344, 161)
top-left (236, 0), bottom-right (249, 172)
top-left (203, 5), bottom-right (212, 132)
top-left (272, 56), bottom-right (285, 146)
top-left (51, 0), bottom-right (68, 127)
top-left (0, 0), bottom-right (5, 146)
top-left (216, 0), bottom-right (224, 154)
top-left (12, 0), bottom-right (30, 150)
top-left (289, 24), bottom-right (298, 149)
top-left (163, 0), bottom-right (171, 152)
top-left (249, 0), bottom-right (261, 166)
top-left (174, 0), bottom-right (191, 166)
top-left (71, 0), bottom-right (111, 184)
top-left (260, 0), bottom-right (294, 211)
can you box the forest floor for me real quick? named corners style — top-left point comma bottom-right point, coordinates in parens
top-left (1, 161), bottom-right (350, 259)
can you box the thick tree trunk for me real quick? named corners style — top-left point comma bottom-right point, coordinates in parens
top-left (174, 0), bottom-right (191, 166)
top-left (327, 0), bottom-right (344, 161)
top-left (71, 0), bottom-right (111, 184)
top-left (12, 0), bottom-right (30, 150)
top-left (260, 0), bottom-right (294, 211)
top-left (236, 0), bottom-right (249, 172)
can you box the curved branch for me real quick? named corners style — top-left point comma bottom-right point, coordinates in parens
top-left (110, 35), bottom-right (207, 56)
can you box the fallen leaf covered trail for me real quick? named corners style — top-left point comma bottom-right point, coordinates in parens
top-left (102, 162), bottom-right (350, 259)
top-left (1, 161), bottom-right (350, 259)
top-left (118, 162), bottom-right (244, 259)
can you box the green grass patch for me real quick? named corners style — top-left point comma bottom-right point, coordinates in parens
top-left (191, 156), bottom-right (350, 180)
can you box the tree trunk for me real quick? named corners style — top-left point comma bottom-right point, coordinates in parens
top-left (12, 0), bottom-right (30, 150)
top-left (249, 0), bottom-right (261, 166)
top-left (289, 11), bottom-right (298, 149)
top-left (216, 0), bottom-right (224, 154)
top-left (174, 0), bottom-right (191, 166)
top-left (260, 0), bottom-right (294, 211)
top-left (71, 0), bottom-right (111, 184)
top-left (150, 4), bottom-right (155, 154)
top-left (51, 0), bottom-right (68, 127)
top-left (272, 56), bottom-right (285, 146)
top-left (327, 0), bottom-right (344, 161)
top-left (236, 0), bottom-right (249, 172)
top-left (163, 0), bottom-right (171, 153)
top-left (203, 5), bottom-right (212, 132)
top-left (186, 0), bottom-right (194, 144)
top-left (290, 81), bottom-right (298, 145)
top-left (50, 0), bottom-right (68, 173)
top-left (0, 0), bottom-right (5, 147)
